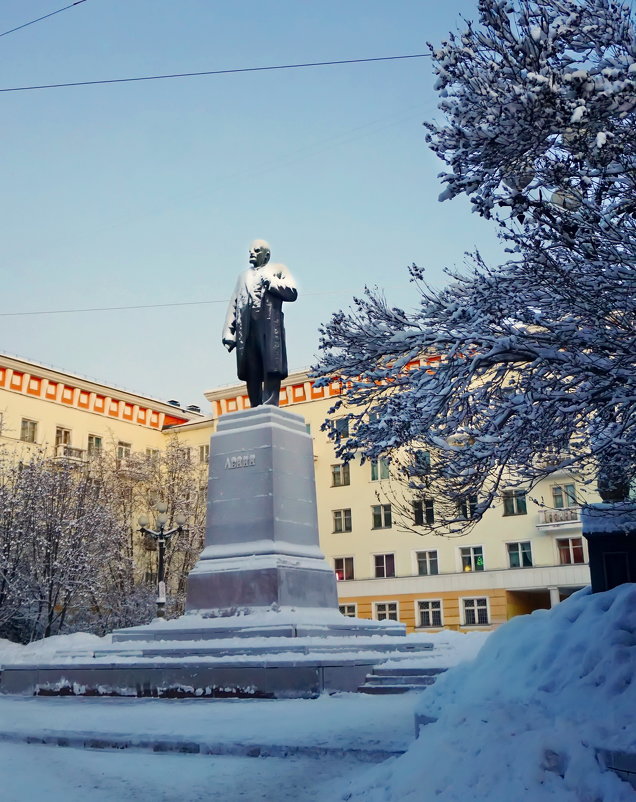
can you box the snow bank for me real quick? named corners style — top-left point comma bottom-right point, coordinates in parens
top-left (344, 585), bottom-right (636, 802)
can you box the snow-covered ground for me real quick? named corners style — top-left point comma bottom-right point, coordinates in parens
top-left (1, 586), bottom-right (635, 801)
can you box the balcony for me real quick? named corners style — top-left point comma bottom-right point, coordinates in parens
top-left (53, 444), bottom-right (86, 464)
top-left (536, 507), bottom-right (581, 531)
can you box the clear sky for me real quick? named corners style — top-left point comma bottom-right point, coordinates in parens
top-left (2, 0), bottom-right (504, 408)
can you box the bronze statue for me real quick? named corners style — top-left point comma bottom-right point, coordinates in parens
top-left (222, 240), bottom-right (297, 407)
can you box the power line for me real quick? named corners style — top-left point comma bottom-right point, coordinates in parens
top-left (0, 1), bottom-right (87, 39)
top-left (0, 53), bottom-right (429, 94)
top-left (0, 286), bottom-right (406, 318)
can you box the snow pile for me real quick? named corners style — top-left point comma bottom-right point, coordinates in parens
top-left (345, 585), bottom-right (636, 802)
top-left (0, 632), bottom-right (108, 665)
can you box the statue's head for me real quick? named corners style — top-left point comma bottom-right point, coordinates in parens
top-left (249, 240), bottom-right (271, 269)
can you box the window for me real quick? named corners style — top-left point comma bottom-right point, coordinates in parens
top-left (552, 483), bottom-right (577, 509)
top-left (334, 557), bottom-right (354, 581)
top-left (370, 458), bottom-right (390, 481)
top-left (410, 449), bottom-right (431, 475)
top-left (460, 545), bottom-right (484, 572)
top-left (374, 553), bottom-right (396, 578)
top-left (333, 508), bottom-right (352, 533)
top-left (335, 418), bottom-right (349, 438)
top-left (199, 444), bottom-right (210, 464)
top-left (458, 495), bottom-right (478, 519)
top-left (558, 537), bottom-right (585, 565)
top-left (374, 602), bottom-right (399, 621)
top-left (418, 600), bottom-right (443, 628)
top-left (20, 419), bottom-right (37, 443)
top-left (339, 603), bottom-right (357, 617)
top-left (507, 541), bottom-right (533, 568)
top-left (416, 550), bottom-right (439, 576)
top-left (178, 447), bottom-right (191, 463)
top-left (463, 598), bottom-right (489, 626)
top-left (372, 503), bottom-right (392, 529)
top-left (117, 441), bottom-right (132, 460)
top-left (55, 427), bottom-right (71, 447)
top-left (503, 489), bottom-right (527, 516)
top-left (413, 498), bottom-right (435, 526)
top-left (305, 423), bottom-right (311, 435)
top-left (331, 463), bottom-right (350, 487)
top-left (87, 434), bottom-right (103, 455)
top-left (146, 448), bottom-right (161, 459)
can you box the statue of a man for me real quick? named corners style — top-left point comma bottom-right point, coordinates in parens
top-left (222, 240), bottom-right (297, 407)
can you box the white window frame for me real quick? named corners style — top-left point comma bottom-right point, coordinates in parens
top-left (552, 482), bottom-right (577, 509)
top-left (374, 601), bottom-right (399, 621)
top-left (557, 536), bottom-right (585, 565)
top-left (373, 553), bottom-right (396, 578)
top-left (333, 508), bottom-right (352, 533)
top-left (413, 498), bottom-right (435, 526)
top-left (459, 545), bottom-right (485, 572)
top-left (331, 463), bottom-right (351, 487)
top-left (87, 434), bottom-right (103, 455)
top-left (55, 426), bottom-right (71, 447)
top-left (370, 458), bottom-right (390, 481)
top-left (339, 603), bottom-right (357, 617)
top-left (461, 596), bottom-right (490, 627)
top-left (371, 503), bottom-right (392, 529)
top-left (415, 549), bottom-right (439, 576)
top-left (334, 556), bottom-right (354, 581)
top-left (117, 441), bottom-right (132, 460)
top-left (199, 444), bottom-right (210, 464)
top-left (20, 418), bottom-right (37, 443)
top-left (502, 489), bottom-right (528, 516)
top-left (506, 540), bottom-right (533, 568)
top-left (416, 599), bottom-right (443, 628)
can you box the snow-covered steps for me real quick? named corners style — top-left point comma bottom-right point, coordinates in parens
top-left (358, 666), bottom-right (447, 695)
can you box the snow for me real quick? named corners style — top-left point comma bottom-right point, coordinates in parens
top-left (1, 588), bottom-right (635, 800)
top-left (343, 585), bottom-right (636, 801)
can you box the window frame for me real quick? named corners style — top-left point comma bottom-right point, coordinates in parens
top-left (87, 434), bottom-right (103, 455)
top-left (199, 444), bottom-right (210, 464)
top-left (557, 536), bottom-right (585, 565)
top-left (413, 498), bottom-right (435, 526)
top-left (332, 508), bottom-right (352, 533)
top-left (20, 418), bottom-right (38, 444)
top-left (460, 545), bottom-right (485, 572)
top-left (415, 549), bottom-right (439, 576)
top-left (339, 603), bottom-right (357, 617)
top-left (371, 503), bottom-right (392, 529)
top-left (507, 540), bottom-right (533, 568)
top-left (335, 418), bottom-right (349, 439)
top-left (334, 556), bottom-right (354, 581)
top-left (502, 489), bottom-right (528, 516)
top-left (370, 458), bottom-right (390, 481)
top-left (374, 553), bottom-right (396, 578)
top-left (416, 599), bottom-right (443, 628)
top-left (331, 463), bottom-right (351, 487)
top-left (552, 482), bottom-right (577, 509)
top-left (458, 495), bottom-right (478, 520)
top-left (462, 597), bottom-right (490, 627)
top-left (374, 601), bottom-right (399, 621)
top-left (117, 441), bottom-right (132, 460)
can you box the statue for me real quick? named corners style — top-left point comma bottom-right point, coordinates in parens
top-left (222, 240), bottom-right (298, 407)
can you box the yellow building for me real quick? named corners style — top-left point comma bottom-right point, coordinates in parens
top-left (0, 353), bottom-right (591, 633)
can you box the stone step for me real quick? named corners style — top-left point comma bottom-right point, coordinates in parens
top-left (361, 674), bottom-right (437, 687)
top-left (358, 684), bottom-right (424, 695)
top-left (371, 666), bottom-right (446, 677)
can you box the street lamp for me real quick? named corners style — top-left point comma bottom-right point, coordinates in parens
top-left (138, 502), bottom-right (187, 619)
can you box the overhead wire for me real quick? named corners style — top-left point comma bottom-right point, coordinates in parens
top-left (0, 286), bottom-right (407, 318)
top-left (0, 53), bottom-right (430, 93)
top-left (0, 0), bottom-right (87, 39)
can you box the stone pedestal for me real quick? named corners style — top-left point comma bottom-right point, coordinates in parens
top-left (186, 405), bottom-right (338, 612)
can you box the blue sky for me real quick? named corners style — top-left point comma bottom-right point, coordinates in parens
top-left (2, 0), bottom-right (504, 407)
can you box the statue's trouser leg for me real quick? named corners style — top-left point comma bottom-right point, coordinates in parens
top-left (263, 375), bottom-right (281, 407)
top-left (244, 331), bottom-right (264, 407)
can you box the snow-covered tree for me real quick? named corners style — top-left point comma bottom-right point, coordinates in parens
top-left (314, 0), bottom-right (636, 531)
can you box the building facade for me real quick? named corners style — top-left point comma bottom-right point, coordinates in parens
top-left (0, 353), bottom-right (591, 633)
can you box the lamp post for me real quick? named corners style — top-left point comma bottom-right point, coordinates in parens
top-left (138, 502), bottom-right (187, 619)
